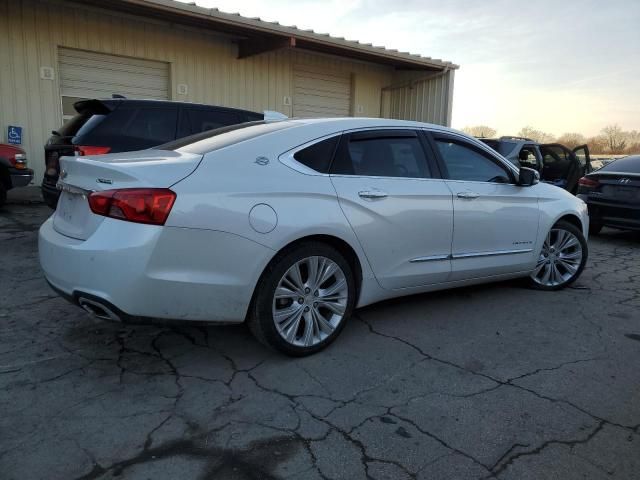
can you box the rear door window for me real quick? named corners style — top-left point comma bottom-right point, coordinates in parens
top-left (127, 108), bottom-right (178, 143)
top-left (330, 130), bottom-right (432, 178)
top-left (177, 109), bottom-right (243, 138)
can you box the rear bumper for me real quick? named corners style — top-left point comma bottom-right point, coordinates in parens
top-left (39, 217), bottom-right (274, 323)
top-left (586, 199), bottom-right (640, 231)
top-left (9, 168), bottom-right (33, 188)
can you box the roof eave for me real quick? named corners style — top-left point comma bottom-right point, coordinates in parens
top-left (83, 0), bottom-right (459, 71)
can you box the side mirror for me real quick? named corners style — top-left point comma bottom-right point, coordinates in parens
top-left (518, 167), bottom-right (540, 186)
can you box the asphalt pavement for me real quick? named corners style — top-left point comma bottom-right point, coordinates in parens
top-left (1, 199), bottom-right (639, 479)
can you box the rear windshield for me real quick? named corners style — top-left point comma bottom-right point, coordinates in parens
top-left (159, 121), bottom-right (295, 155)
top-left (56, 113), bottom-right (92, 137)
top-left (600, 156), bottom-right (640, 173)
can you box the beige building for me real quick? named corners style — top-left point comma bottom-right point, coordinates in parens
top-left (0, 0), bottom-right (458, 183)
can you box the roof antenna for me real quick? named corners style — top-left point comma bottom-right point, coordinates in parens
top-left (112, 94), bottom-right (126, 99)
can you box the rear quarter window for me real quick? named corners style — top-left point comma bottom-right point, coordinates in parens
top-left (293, 136), bottom-right (340, 173)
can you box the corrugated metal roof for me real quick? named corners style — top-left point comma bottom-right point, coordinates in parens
top-left (116, 0), bottom-right (459, 70)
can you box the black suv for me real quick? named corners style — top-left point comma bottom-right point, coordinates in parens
top-left (42, 98), bottom-right (263, 208)
top-left (480, 137), bottom-right (592, 194)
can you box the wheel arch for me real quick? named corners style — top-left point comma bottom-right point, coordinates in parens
top-left (247, 233), bottom-right (365, 321)
top-left (554, 213), bottom-right (584, 233)
top-left (273, 234), bottom-right (363, 297)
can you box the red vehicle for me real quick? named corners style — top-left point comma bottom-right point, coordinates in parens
top-left (0, 143), bottom-right (33, 207)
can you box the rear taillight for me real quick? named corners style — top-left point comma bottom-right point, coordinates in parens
top-left (12, 153), bottom-right (27, 169)
top-left (74, 145), bottom-right (111, 156)
top-left (88, 188), bottom-right (176, 225)
top-left (578, 176), bottom-right (599, 188)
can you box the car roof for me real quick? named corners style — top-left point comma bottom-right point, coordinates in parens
top-left (272, 117), bottom-right (464, 135)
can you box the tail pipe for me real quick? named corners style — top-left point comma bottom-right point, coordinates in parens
top-left (78, 297), bottom-right (121, 322)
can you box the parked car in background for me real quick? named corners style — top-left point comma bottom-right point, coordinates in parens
top-left (480, 136), bottom-right (592, 194)
top-left (42, 98), bottom-right (265, 208)
top-left (577, 155), bottom-right (640, 234)
top-left (39, 118), bottom-right (589, 356)
top-left (0, 143), bottom-right (34, 207)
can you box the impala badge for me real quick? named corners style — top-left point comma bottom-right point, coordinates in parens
top-left (97, 178), bottom-right (113, 185)
top-left (619, 178), bottom-right (630, 184)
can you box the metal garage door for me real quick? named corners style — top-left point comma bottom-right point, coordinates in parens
top-left (58, 48), bottom-right (169, 118)
top-left (293, 65), bottom-right (352, 118)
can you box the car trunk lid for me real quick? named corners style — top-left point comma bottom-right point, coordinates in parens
top-left (53, 149), bottom-right (202, 240)
top-left (590, 172), bottom-right (640, 203)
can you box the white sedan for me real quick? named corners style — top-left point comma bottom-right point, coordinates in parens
top-left (39, 118), bottom-right (589, 356)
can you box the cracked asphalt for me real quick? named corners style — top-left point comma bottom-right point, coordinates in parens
top-left (1, 201), bottom-right (639, 480)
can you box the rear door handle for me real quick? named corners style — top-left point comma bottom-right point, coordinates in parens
top-left (457, 191), bottom-right (480, 199)
top-left (358, 190), bottom-right (388, 199)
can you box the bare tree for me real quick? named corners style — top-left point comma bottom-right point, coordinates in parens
top-left (517, 126), bottom-right (555, 143)
top-left (462, 125), bottom-right (497, 138)
top-left (625, 130), bottom-right (640, 154)
top-left (586, 136), bottom-right (608, 155)
top-left (556, 132), bottom-right (586, 149)
top-left (601, 124), bottom-right (627, 154)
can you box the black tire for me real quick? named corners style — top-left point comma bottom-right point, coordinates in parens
top-left (0, 182), bottom-right (6, 208)
top-left (528, 220), bottom-right (588, 291)
top-left (42, 190), bottom-right (59, 210)
top-left (247, 241), bottom-right (356, 356)
top-left (589, 222), bottom-right (603, 235)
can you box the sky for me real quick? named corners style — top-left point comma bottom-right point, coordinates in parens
top-left (177, 0), bottom-right (639, 137)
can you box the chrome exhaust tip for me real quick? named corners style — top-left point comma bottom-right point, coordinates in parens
top-left (78, 297), bottom-right (121, 322)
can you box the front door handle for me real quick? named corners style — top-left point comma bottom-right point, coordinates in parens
top-left (457, 191), bottom-right (480, 199)
top-left (358, 190), bottom-right (388, 199)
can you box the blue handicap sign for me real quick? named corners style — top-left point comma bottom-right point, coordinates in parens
top-left (8, 126), bottom-right (22, 145)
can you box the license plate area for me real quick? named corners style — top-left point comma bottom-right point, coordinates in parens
top-left (602, 185), bottom-right (640, 201)
top-left (53, 191), bottom-right (101, 240)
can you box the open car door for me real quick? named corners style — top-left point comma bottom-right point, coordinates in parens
top-left (540, 144), bottom-right (582, 194)
top-left (572, 144), bottom-right (592, 174)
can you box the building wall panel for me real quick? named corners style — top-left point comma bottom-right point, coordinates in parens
top-left (0, 0), bottom-right (453, 183)
top-left (382, 70), bottom-right (455, 127)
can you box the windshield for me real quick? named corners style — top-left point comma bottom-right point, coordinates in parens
top-left (159, 121), bottom-right (295, 155)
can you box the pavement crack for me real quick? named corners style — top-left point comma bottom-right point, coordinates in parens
top-left (488, 420), bottom-right (605, 477)
top-left (505, 357), bottom-right (603, 383)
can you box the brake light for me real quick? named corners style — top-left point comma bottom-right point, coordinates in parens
top-left (578, 177), bottom-right (599, 188)
top-left (88, 189), bottom-right (176, 225)
top-left (74, 145), bottom-right (111, 156)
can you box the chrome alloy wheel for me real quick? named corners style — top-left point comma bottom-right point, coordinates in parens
top-left (272, 256), bottom-right (349, 347)
top-left (531, 228), bottom-right (583, 287)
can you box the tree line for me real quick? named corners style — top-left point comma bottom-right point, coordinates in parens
top-left (461, 124), bottom-right (639, 155)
